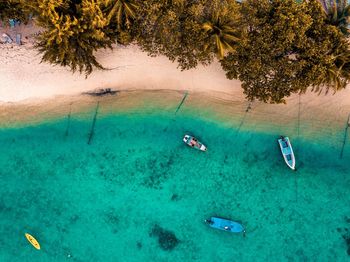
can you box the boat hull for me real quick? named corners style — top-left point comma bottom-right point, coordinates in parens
top-left (277, 136), bottom-right (296, 170)
top-left (183, 135), bottom-right (207, 151)
top-left (205, 217), bottom-right (244, 233)
top-left (25, 233), bottom-right (41, 250)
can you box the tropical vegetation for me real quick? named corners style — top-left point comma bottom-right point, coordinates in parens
top-left (105, 0), bottom-right (138, 44)
top-left (0, 0), bottom-right (28, 23)
top-left (318, 0), bottom-right (350, 35)
top-left (133, 0), bottom-right (241, 69)
top-left (25, 0), bottom-right (117, 75)
top-left (0, 0), bottom-right (350, 103)
top-left (201, 1), bottom-right (241, 60)
top-left (222, 0), bottom-right (350, 103)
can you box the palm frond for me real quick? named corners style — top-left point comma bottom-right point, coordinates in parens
top-left (201, 7), bottom-right (240, 59)
top-left (319, 0), bottom-right (350, 35)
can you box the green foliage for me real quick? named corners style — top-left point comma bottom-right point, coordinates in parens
top-left (0, 0), bottom-right (28, 23)
top-left (201, 1), bottom-right (240, 60)
top-left (221, 0), bottom-right (350, 103)
top-left (318, 0), bottom-right (350, 35)
top-left (106, 0), bottom-right (137, 30)
top-left (299, 0), bottom-right (350, 93)
top-left (133, 0), bottom-right (205, 70)
top-left (133, 0), bottom-right (241, 70)
top-left (27, 0), bottom-right (116, 76)
top-left (221, 0), bottom-right (313, 103)
top-left (105, 0), bottom-right (138, 45)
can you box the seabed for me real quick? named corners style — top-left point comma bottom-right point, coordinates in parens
top-left (0, 90), bottom-right (349, 261)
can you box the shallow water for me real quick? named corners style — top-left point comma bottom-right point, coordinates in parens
top-left (0, 98), bottom-right (350, 261)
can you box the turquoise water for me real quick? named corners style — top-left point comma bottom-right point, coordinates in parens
top-left (1, 105), bottom-right (350, 261)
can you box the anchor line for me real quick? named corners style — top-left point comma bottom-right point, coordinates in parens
top-left (87, 102), bottom-right (100, 145)
top-left (175, 92), bottom-right (188, 115)
top-left (339, 113), bottom-right (350, 159)
top-left (64, 103), bottom-right (72, 137)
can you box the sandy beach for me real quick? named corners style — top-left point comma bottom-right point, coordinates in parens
top-left (1, 22), bottom-right (350, 128)
top-left (0, 21), bottom-right (242, 103)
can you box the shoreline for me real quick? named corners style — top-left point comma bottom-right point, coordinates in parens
top-left (1, 24), bottom-right (350, 137)
top-left (1, 90), bottom-right (349, 149)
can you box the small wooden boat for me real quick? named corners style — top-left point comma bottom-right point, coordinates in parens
top-left (25, 233), bottom-right (41, 250)
top-left (277, 136), bottom-right (296, 170)
top-left (183, 135), bottom-right (207, 151)
top-left (205, 217), bottom-right (245, 234)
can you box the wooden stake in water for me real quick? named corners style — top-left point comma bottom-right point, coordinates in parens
top-left (175, 91), bottom-right (188, 115)
top-left (236, 101), bottom-right (253, 134)
top-left (163, 92), bottom-right (189, 132)
top-left (339, 113), bottom-right (350, 159)
top-left (294, 94), bottom-right (301, 202)
top-left (297, 94), bottom-right (301, 137)
top-left (87, 102), bottom-right (100, 145)
top-left (64, 103), bottom-right (72, 138)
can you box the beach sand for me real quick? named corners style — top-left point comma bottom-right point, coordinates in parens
top-left (0, 22), bottom-right (241, 103)
top-left (0, 23), bottom-right (349, 107)
top-left (0, 23), bottom-right (350, 134)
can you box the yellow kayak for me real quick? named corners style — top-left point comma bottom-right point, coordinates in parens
top-left (25, 233), bottom-right (40, 250)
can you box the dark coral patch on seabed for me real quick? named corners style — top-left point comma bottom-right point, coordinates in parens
top-left (340, 216), bottom-right (350, 256)
top-left (342, 233), bottom-right (350, 256)
top-left (150, 225), bottom-right (179, 251)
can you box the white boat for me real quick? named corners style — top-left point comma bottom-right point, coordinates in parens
top-left (183, 135), bottom-right (207, 151)
top-left (277, 136), bottom-right (296, 170)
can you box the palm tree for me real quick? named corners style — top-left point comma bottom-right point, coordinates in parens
top-left (328, 51), bottom-right (350, 90)
top-left (106, 0), bottom-right (138, 30)
top-left (202, 12), bottom-right (240, 60)
top-left (0, 0), bottom-right (28, 23)
top-left (313, 46), bottom-right (350, 92)
top-left (318, 0), bottom-right (350, 35)
top-left (32, 0), bottom-right (116, 76)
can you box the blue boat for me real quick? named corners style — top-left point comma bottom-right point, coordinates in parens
top-left (277, 136), bottom-right (296, 170)
top-left (205, 217), bottom-right (245, 234)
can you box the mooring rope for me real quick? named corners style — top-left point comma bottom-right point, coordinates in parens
top-left (64, 103), bottom-right (72, 138)
top-left (87, 101), bottom-right (100, 145)
top-left (339, 113), bottom-right (350, 159)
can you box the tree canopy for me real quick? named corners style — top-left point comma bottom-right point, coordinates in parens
top-left (133, 0), bottom-right (241, 70)
top-left (221, 0), bottom-right (350, 103)
top-left (26, 0), bottom-right (117, 75)
top-left (105, 0), bottom-right (138, 44)
top-left (1, 0), bottom-right (350, 103)
top-left (0, 0), bottom-right (28, 23)
top-left (201, 1), bottom-right (241, 60)
top-left (318, 0), bottom-right (350, 35)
